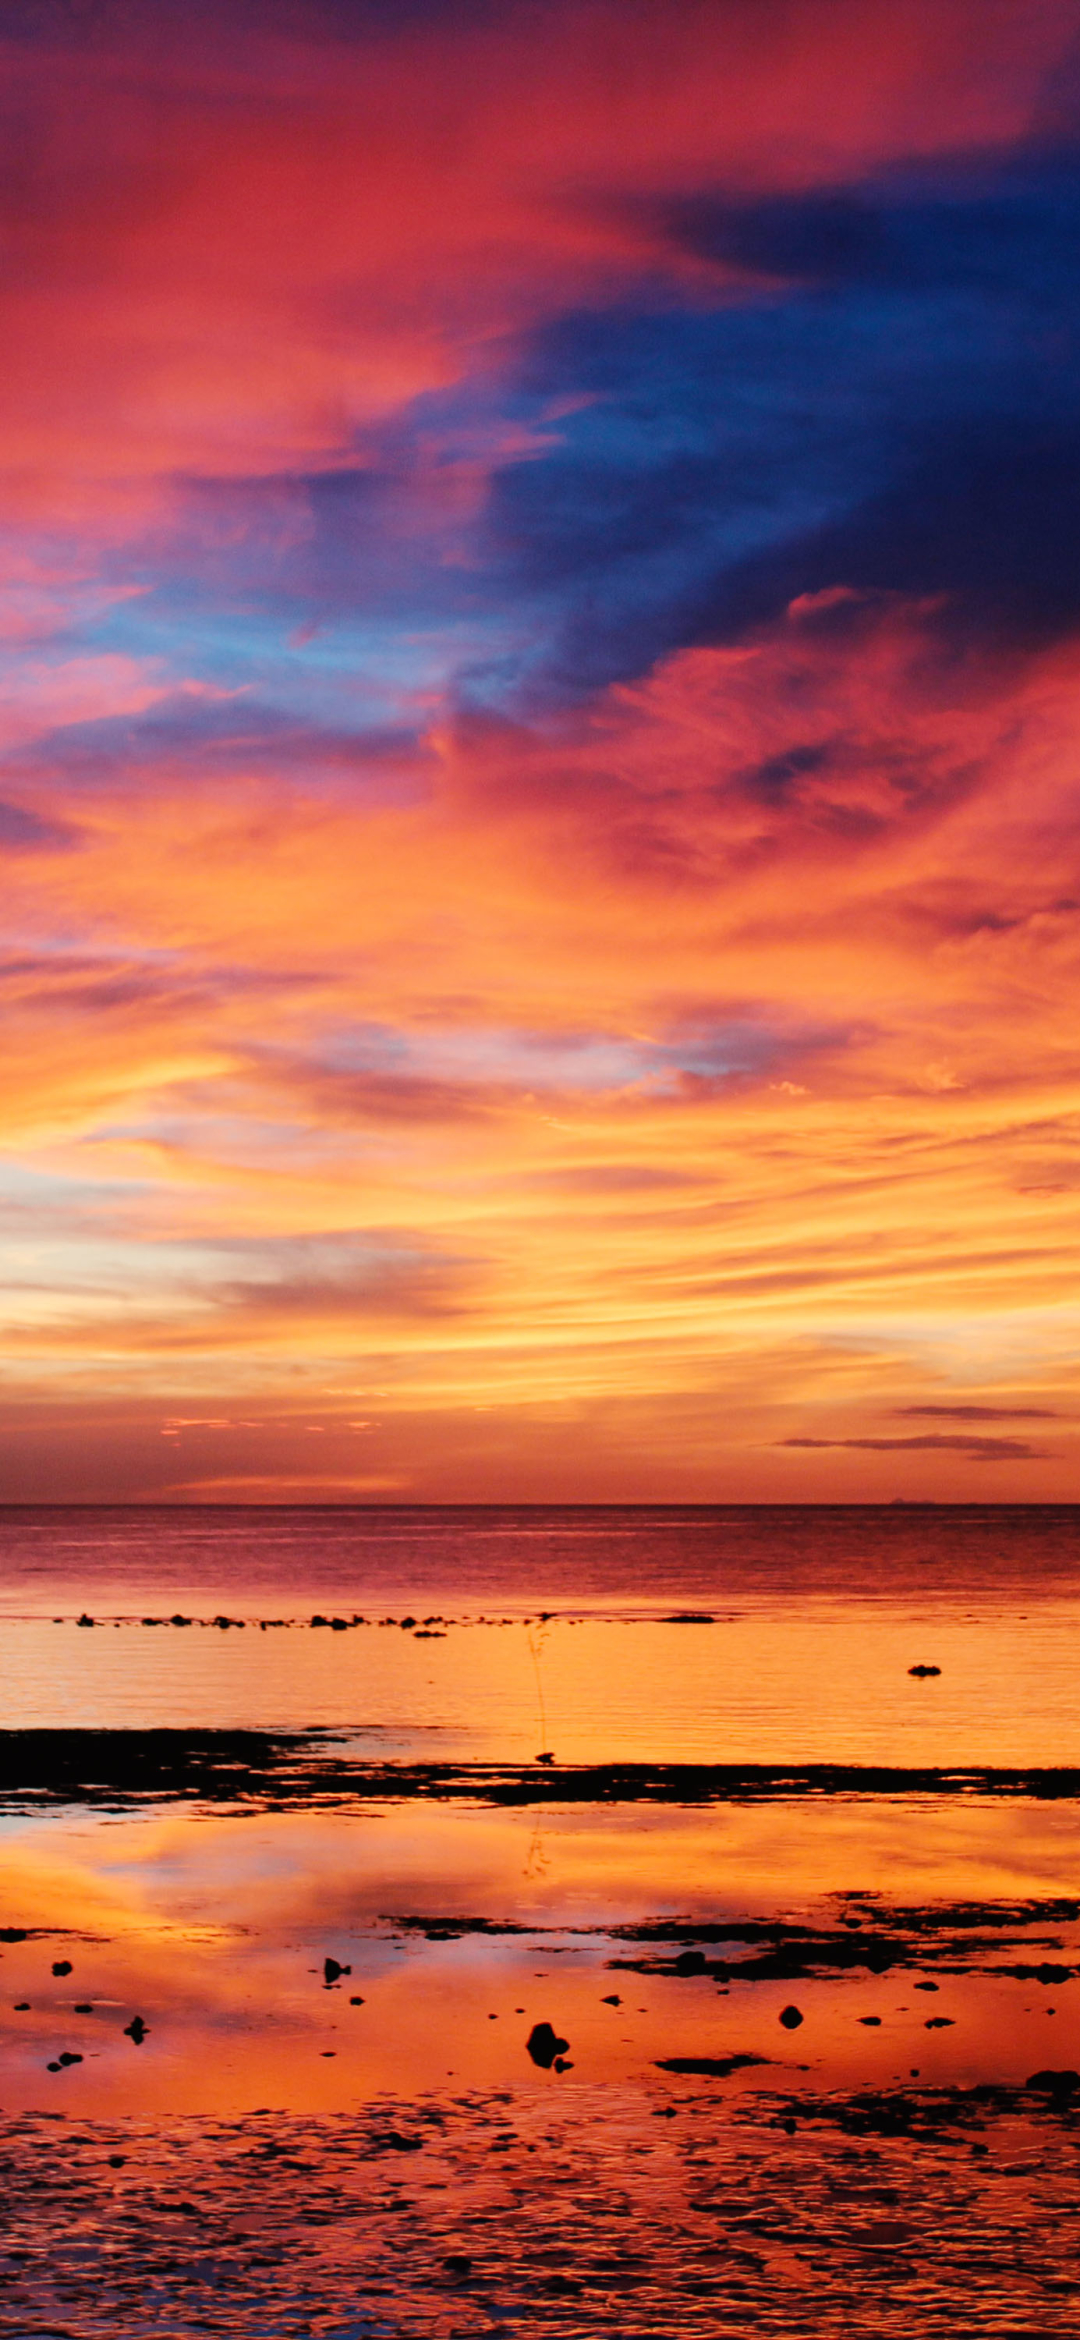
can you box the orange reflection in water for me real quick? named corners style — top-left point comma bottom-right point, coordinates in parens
top-left (5, 1600), bottom-right (1080, 1765)
top-left (0, 1794), bottom-right (1078, 2116)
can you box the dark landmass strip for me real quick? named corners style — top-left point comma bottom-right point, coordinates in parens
top-left (4, 1732), bottom-right (1080, 1809)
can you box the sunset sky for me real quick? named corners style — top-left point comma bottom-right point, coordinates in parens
top-left (3, 0), bottom-right (1080, 1501)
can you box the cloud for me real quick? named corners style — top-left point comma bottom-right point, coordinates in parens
top-left (896, 1403), bottom-right (1061, 1420)
top-left (779, 1434), bottom-right (1046, 1460)
top-left (0, 799), bottom-right (76, 850)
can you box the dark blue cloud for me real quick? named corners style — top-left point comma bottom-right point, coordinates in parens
top-left (468, 149), bottom-right (1080, 703)
top-left (0, 800), bottom-right (76, 850)
top-left (94, 145), bottom-right (1080, 727)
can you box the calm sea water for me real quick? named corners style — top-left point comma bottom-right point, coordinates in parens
top-left (1, 1503), bottom-right (1078, 1761)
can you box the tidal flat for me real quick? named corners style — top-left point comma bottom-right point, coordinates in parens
top-left (2, 1506), bottom-right (1079, 2330)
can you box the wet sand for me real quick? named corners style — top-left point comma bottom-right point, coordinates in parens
top-left (2, 2084), bottom-right (1079, 2337)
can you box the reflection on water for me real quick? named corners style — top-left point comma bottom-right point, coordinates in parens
top-left (1, 1798), bottom-right (1078, 2116)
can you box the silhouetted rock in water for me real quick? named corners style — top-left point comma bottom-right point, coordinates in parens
top-left (400, 1617), bottom-right (417, 1630)
top-left (656, 2053), bottom-right (769, 2076)
top-left (47, 2060), bottom-right (61, 2071)
top-left (213, 1616), bottom-right (243, 1630)
top-left (124, 2016), bottom-right (148, 2043)
top-left (553, 2055), bottom-right (573, 2071)
top-left (140, 1617), bottom-right (163, 1626)
top-left (107, 2154), bottom-right (126, 2167)
top-left (76, 1615), bottom-right (94, 1628)
top-left (57, 2051), bottom-right (82, 2066)
top-left (925, 2017), bottom-right (955, 2028)
top-left (0, 1928), bottom-right (28, 1942)
top-left (914, 1980), bottom-right (939, 1991)
top-left (859, 2016), bottom-right (882, 2025)
top-left (673, 1950), bottom-right (708, 1976)
top-left (52, 1959), bottom-right (72, 1976)
top-left (371, 2131), bottom-right (422, 2152)
top-left (414, 1629), bottom-right (445, 1638)
top-left (349, 1995), bottom-right (365, 2006)
top-left (527, 2021), bottom-right (569, 2069)
top-left (323, 1957), bottom-right (351, 1985)
top-left (535, 1750), bottom-right (555, 1764)
top-left (14, 2002), bottom-right (29, 2010)
top-left (1026, 2069), bottom-right (1080, 2097)
top-left (443, 2254), bottom-right (473, 2279)
top-left (74, 2003), bottom-right (94, 2013)
top-left (663, 1612), bottom-right (715, 1624)
top-left (602, 1994), bottom-right (621, 2005)
top-left (779, 2004), bottom-right (804, 2029)
top-left (908, 1664), bottom-right (941, 1677)
top-left (310, 1615), bottom-right (328, 1627)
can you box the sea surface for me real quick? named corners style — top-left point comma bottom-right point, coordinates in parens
top-left (2, 1505), bottom-right (1079, 2336)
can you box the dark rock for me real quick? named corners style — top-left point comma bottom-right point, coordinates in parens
top-left (602, 1994), bottom-right (621, 2005)
top-left (535, 1750), bottom-right (555, 1764)
top-left (779, 2004), bottom-right (804, 2029)
top-left (124, 2016), bottom-right (148, 2043)
top-left (107, 2154), bottom-right (126, 2167)
top-left (323, 1957), bottom-right (351, 1985)
top-left (673, 1950), bottom-right (708, 1976)
top-left (924, 2017), bottom-right (955, 2028)
top-left (443, 2254), bottom-right (473, 2278)
top-left (13, 2002), bottom-right (29, 2010)
top-left (170, 1615), bottom-right (192, 1627)
top-left (859, 2016), bottom-right (882, 2026)
top-left (908, 1664), bottom-right (941, 1677)
top-left (663, 1613), bottom-right (715, 1624)
top-left (57, 2050), bottom-right (82, 2066)
top-left (76, 1615), bottom-right (94, 1628)
top-left (914, 1980), bottom-right (939, 1991)
top-left (1026, 2068), bottom-right (1080, 2096)
top-left (52, 1959), bottom-right (73, 1976)
top-left (74, 2002), bottom-right (94, 2013)
top-left (373, 2130), bottom-right (422, 2151)
top-left (553, 2055), bottom-right (573, 2071)
top-left (310, 1616), bottom-right (329, 1627)
top-left (400, 1617), bottom-right (417, 1630)
top-left (527, 2020), bottom-right (569, 2068)
top-left (0, 1929), bottom-right (28, 1942)
top-left (655, 2052), bottom-right (769, 2076)
top-left (46, 2060), bottom-right (61, 2071)
top-left (349, 1995), bottom-right (365, 2005)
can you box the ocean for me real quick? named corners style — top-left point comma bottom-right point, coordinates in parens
top-left (2, 1505), bottom-right (1079, 2335)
